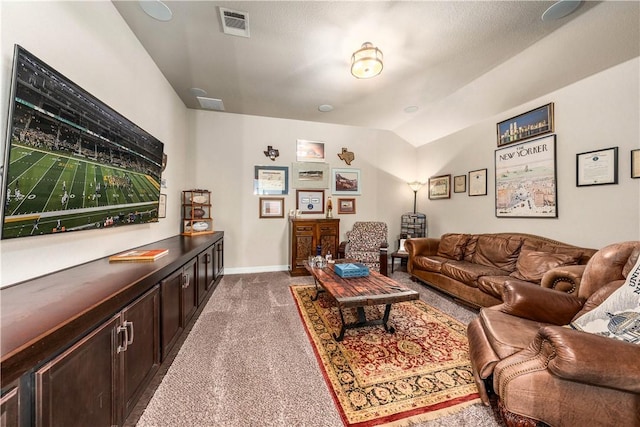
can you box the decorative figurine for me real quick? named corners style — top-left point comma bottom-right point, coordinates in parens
top-left (326, 196), bottom-right (333, 218)
top-left (263, 145), bottom-right (280, 161)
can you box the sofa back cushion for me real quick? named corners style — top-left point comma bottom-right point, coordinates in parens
top-left (510, 249), bottom-right (581, 283)
top-left (471, 235), bottom-right (522, 272)
top-left (436, 233), bottom-right (470, 260)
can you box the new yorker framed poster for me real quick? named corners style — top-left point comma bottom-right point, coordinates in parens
top-left (495, 134), bottom-right (557, 218)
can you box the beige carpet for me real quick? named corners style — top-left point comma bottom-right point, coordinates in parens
top-left (134, 271), bottom-right (502, 427)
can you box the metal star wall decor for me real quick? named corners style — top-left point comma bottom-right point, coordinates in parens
top-left (263, 145), bottom-right (280, 161)
top-left (338, 147), bottom-right (355, 165)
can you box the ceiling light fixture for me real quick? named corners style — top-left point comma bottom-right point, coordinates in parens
top-left (318, 104), bottom-right (334, 112)
top-left (139, 0), bottom-right (173, 22)
top-left (351, 42), bottom-right (383, 79)
top-left (541, 0), bottom-right (582, 21)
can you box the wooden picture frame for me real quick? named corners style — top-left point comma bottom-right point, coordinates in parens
top-left (296, 189), bottom-right (325, 214)
top-left (259, 197), bottom-right (284, 218)
top-left (495, 135), bottom-right (557, 218)
top-left (332, 168), bottom-right (361, 195)
top-left (291, 162), bottom-right (329, 189)
top-left (337, 198), bottom-right (356, 214)
top-left (468, 168), bottom-right (488, 196)
top-left (296, 139), bottom-right (325, 162)
top-left (453, 175), bottom-right (466, 193)
top-left (576, 147), bottom-right (618, 186)
top-left (428, 174), bottom-right (451, 200)
top-left (497, 103), bottom-right (554, 147)
top-left (631, 149), bottom-right (639, 179)
top-left (254, 165), bottom-right (288, 195)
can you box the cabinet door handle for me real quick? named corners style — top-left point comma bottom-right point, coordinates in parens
top-left (182, 273), bottom-right (190, 288)
top-left (206, 253), bottom-right (211, 263)
top-left (116, 325), bottom-right (128, 353)
top-left (124, 321), bottom-right (134, 346)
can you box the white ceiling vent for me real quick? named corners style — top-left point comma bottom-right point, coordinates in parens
top-left (219, 7), bottom-right (250, 38)
top-left (197, 96), bottom-right (225, 111)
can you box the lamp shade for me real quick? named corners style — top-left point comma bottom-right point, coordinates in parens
top-left (351, 42), bottom-right (383, 79)
top-left (407, 181), bottom-right (424, 192)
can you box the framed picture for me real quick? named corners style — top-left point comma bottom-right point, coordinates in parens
top-left (428, 174), bottom-right (451, 200)
top-left (633, 149), bottom-right (640, 179)
top-left (453, 175), bottom-right (466, 193)
top-left (254, 165), bottom-right (288, 195)
top-left (259, 197), bottom-right (284, 218)
top-left (576, 147), bottom-right (618, 186)
top-left (495, 134), bottom-right (557, 218)
top-left (296, 139), bottom-right (325, 162)
top-left (158, 193), bottom-right (167, 218)
top-left (292, 162), bottom-right (329, 189)
top-left (337, 198), bottom-right (356, 214)
top-left (296, 189), bottom-right (324, 214)
top-left (332, 168), bottom-right (361, 195)
top-left (468, 168), bottom-right (488, 196)
top-left (497, 103), bottom-right (554, 147)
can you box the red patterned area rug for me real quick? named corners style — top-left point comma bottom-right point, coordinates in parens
top-left (290, 285), bottom-right (480, 427)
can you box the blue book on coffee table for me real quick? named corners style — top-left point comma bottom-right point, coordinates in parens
top-left (334, 263), bottom-right (370, 278)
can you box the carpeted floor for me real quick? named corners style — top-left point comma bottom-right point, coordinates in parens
top-left (132, 270), bottom-right (503, 427)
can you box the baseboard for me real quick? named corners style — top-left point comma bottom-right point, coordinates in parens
top-left (224, 265), bottom-right (289, 275)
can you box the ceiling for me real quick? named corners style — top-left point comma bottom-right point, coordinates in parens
top-left (113, 1), bottom-right (639, 147)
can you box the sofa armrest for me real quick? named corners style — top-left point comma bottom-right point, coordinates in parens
top-left (540, 265), bottom-right (586, 294)
top-left (538, 326), bottom-right (640, 393)
top-left (404, 238), bottom-right (439, 257)
top-left (499, 281), bottom-right (584, 325)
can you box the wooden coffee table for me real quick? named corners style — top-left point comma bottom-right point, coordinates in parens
top-left (304, 261), bottom-right (419, 341)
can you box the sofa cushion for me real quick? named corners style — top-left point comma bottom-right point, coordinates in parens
top-left (412, 255), bottom-right (450, 273)
top-left (463, 235), bottom-right (479, 262)
top-left (510, 249), bottom-right (580, 284)
top-left (436, 233), bottom-right (469, 260)
top-left (441, 260), bottom-right (509, 287)
top-left (478, 276), bottom-right (534, 299)
top-left (471, 235), bottom-right (523, 272)
top-left (521, 241), bottom-right (585, 263)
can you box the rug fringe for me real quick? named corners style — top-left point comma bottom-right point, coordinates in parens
top-left (378, 399), bottom-right (482, 427)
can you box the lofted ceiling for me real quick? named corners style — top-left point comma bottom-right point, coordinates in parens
top-left (113, 1), bottom-right (640, 147)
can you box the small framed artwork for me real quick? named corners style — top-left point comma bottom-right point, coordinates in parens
top-left (337, 198), bottom-right (356, 214)
top-left (428, 174), bottom-right (451, 200)
top-left (468, 168), bottom-right (488, 196)
top-left (291, 162), bottom-right (329, 189)
top-left (254, 165), bottom-right (288, 195)
top-left (631, 149), bottom-right (640, 179)
top-left (296, 139), bottom-right (325, 162)
top-left (332, 168), bottom-right (361, 195)
top-left (453, 175), bottom-right (466, 193)
top-left (497, 103), bottom-right (554, 147)
top-left (259, 197), bottom-right (284, 218)
top-left (576, 147), bottom-right (618, 186)
top-left (296, 189), bottom-right (325, 214)
top-left (158, 193), bottom-right (167, 218)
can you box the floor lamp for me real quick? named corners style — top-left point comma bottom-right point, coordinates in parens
top-left (407, 181), bottom-right (424, 213)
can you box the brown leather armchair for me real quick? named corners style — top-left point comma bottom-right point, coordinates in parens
top-left (467, 241), bottom-right (640, 427)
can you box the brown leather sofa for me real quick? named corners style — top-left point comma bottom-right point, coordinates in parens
top-left (467, 241), bottom-right (640, 427)
top-left (405, 233), bottom-right (596, 308)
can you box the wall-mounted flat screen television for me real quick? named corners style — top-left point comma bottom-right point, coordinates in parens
top-left (1, 45), bottom-right (165, 240)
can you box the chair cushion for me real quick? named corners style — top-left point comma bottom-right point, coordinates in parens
top-left (477, 276), bottom-right (533, 299)
top-left (479, 308), bottom-right (546, 359)
top-left (510, 249), bottom-right (580, 283)
top-left (436, 233), bottom-right (470, 260)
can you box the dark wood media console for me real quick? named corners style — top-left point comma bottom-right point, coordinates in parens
top-left (0, 232), bottom-right (224, 427)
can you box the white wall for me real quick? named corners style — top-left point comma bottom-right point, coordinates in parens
top-left (190, 112), bottom-right (419, 273)
top-left (417, 58), bottom-right (640, 249)
top-left (0, 1), bottom-right (190, 287)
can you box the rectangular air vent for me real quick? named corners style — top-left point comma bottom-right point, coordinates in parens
top-left (219, 7), bottom-right (250, 38)
top-left (197, 96), bottom-right (225, 111)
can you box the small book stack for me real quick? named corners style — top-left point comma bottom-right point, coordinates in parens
top-left (334, 263), bottom-right (369, 278)
top-left (109, 249), bottom-right (169, 262)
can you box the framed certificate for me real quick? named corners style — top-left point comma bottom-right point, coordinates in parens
top-left (576, 147), bottom-right (618, 186)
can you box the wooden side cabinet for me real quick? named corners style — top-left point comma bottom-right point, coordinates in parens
top-left (289, 218), bottom-right (339, 276)
top-left (160, 258), bottom-right (197, 360)
top-left (34, 286), bottom-right (159, 427)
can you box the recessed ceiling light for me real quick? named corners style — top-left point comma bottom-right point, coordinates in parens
top-left (404, 106), bottom-right (419, 113)
top-left (139, 0), bottom-right (173, 22)
top-left (318, 104), bottom-right (334, 112)
top-left (190, 88), bottom-right (208, 97)
top-left (541, 0), bottom-right (582, 21)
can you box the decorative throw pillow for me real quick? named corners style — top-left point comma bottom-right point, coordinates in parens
top-left (436, 234), bottom-right (469, 260)
top-left (570, 255), bottom-right (640, 344)
top-left (510, 249), bottom-right (580, 283)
